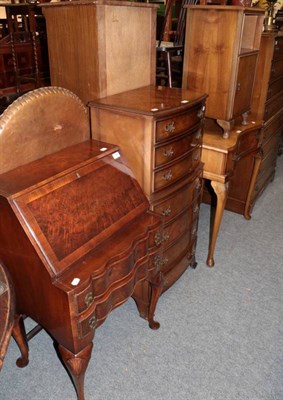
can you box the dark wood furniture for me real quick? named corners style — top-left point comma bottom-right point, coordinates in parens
top-left (0, 262), bottom-right (29, 371)
top-left (0, 2), bottom-right (49, 97)
top-left (250, 30), bottom-right (283, 204)
top-left (41, 0), bottom-right (158, 104)
top-left (0, 87), bottom-right (164, 400)
top-left (201, 118), bottom-right (261, 267)
top-left (182, 5), bottom-right (264, 138)
top-left (89, 85), bottom-right (206, 312)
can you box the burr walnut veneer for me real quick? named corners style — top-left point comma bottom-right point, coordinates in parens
top-left (0, 87), bottom-right (163, 400)
top-left (89, 85), bottom-right (206, 312)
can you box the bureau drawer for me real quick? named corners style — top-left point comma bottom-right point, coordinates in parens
top-left (155, 104), bottom-right (205, 143)
top-left (154, 125), bottom-right (202, 168)
top-left (153, 146), bottom-right (201, 192)
top-left (161, 208), bottom-right (195, 250)
top-left (270, 58), bottom-right (283, 82)
top-left (264, 91), bottom-right (283, 121)
top-left (235, 127), bottom-right (260, 158)
top-left (273, 38), bottom-right (283, 61)
top-left (152, 174), bottom-right (202, 222)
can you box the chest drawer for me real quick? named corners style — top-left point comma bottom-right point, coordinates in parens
top-left (154, 125), bottom-right (202, 168)
top-left (262, 110), bottom-right (283, 143)
top-left (152, 172), bottom-right (202, 223)
top-left (155, 105), bottom-right (204, 143)
top-left (266, 77), bottom-right (283, 100)
top-left (264, 91), bottom-right (283, 121)
top-left (153, 146), bottom-right (201, 192)
top-left (261, 130), bottom-right (281, 158)
top-left (161, 208), bottom-right (194, 249)
top-left (273, 38), bottom-right (283, 61)
top-left (270, 58), bottom-right (283, 82)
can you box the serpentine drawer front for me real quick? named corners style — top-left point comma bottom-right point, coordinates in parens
top-left (89, 85), bottom-right (207, 313)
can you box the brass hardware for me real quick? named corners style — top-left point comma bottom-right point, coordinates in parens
top-left (165, 121), bottom-right (175, 134)
top-left (236, 82), bottom-right (241, 91)
top-left (193, 204), bottom-right (199, 214)
top-left (89, 316), bottom-right (97, 330)
top-left (194, 152), bottom-right (199, 161)
top-left (163, 147), bottom-right (174, 158)
top-left (154, 255), bottom-right (168, 268)
top-left (154, 232), bottom-right (163, 246)
top-left (161, 206), bottom-right (171, 216)
top-left (197, 106), bottom-right (206, 119)
top-left (195, 129), bottom-right (202, 140)
top-left (85, 292), bottom-right (94, 308)
top-left (162, 170), bottom-right (173, 181)
top-left (154, 232), bottom-right (170, 246)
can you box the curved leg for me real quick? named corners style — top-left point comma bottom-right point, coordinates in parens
top-left (12, 314), bottom-right (29, 368)
top-left (216, 119), bottom-right (234, 139)
top-left (244, 153), bottom-right (262, 220)
top-left (206, 181), bottom-right (229, 267)
top-left (148, 272), bottom-right (164, 330)
top-left (58, 342), bottom-right (93, 400)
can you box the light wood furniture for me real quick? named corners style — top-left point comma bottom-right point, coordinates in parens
top-left (201, 118), bottom-right (261, 267)
top-left (250, 30), bottom-right (283, 204)
top-left (89, 85), bottom-right (206, 312)
top-left (41, 0), bottom-right (158, 104)
top-left (182, 5), bottom-right (264, 138)
top-left (0, 87), bottom-right (164, 400)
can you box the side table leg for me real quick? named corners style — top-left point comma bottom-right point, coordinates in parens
top-left (206, 181), bottom-right (229, 267)
top-left (148, 272), bottom-right (164, 330)
top-left (12, 314), bottom-right (29, 368)
top-left (58, 342), bottom-right (93, 400)
top-left (244, 153), bottom-right (262, 220)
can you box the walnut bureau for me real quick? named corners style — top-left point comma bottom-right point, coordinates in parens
top-left (250, 30), bottom-right (283, 205)
top-left (89, 85), bottom-right (207, 313)
top-left (0, 87), bottom-right (164, 400)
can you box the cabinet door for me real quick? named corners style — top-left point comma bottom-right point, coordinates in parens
top-left (233, 54), bottom-right (258, 118)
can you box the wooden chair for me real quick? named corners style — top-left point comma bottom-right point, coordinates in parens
top-left (156, 0), bottom-right (198, 88)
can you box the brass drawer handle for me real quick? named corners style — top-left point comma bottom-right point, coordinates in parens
top-left (154, 255), bottom-right (168, 268)
top-left (89, 316), bottom-right (97, 330)
top-left (193, 204), bottom-right (199, 214)
top-left (165, 121), bottom-right (175, 134)
top-left (236, 82), bottom-right (241, 92)
top-left (162, 170), bottom-right (173, 181)
top-left (161, 206), bottom-right (172, 216)
top-left (194, 152), bottom-right (200, 161)
top-left (163, 147), bottom-right (174, 158)
top-left (154, 232), bottom-right (170, 246)
top-left (85, 292), bottom-right (94, 308)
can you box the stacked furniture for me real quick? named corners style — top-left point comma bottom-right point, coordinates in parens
top-left (182, 5), bottom-right (265, 138)
top-left (250, 30), bottom-right (283, 204)
top-left (0, 87), bottom-right (164, 400)
top-left (41, 0), bottom-right (158, 104)
top-left (89, 85), bottom-right (207, 313)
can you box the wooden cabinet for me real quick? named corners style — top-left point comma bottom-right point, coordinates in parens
top-left (89, 85), bottom-right (207, 306)
top-left (250, 31), bottom-right (283, 205)
top-left (182, 5), bottom-right (264, 138)
top-left (41, 0), bottom-right (158, 104)
top-left (0, 87), bottom-right (164, 400)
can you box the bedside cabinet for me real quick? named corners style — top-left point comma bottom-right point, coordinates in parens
top-left (182, 5), bottom-right (264, 138)
top-left (89, 85), bottom-right (207, 312)
top-left (250, 31), bottom-right (283, 205)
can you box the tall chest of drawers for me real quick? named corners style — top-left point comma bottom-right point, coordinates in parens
top-left (89, 86), bottom-right (206, 311)
top-left (250, 31), bottom-right (283, 203)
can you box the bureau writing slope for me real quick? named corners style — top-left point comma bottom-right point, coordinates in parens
top-left (0, 87), bottom-right (164, 400)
